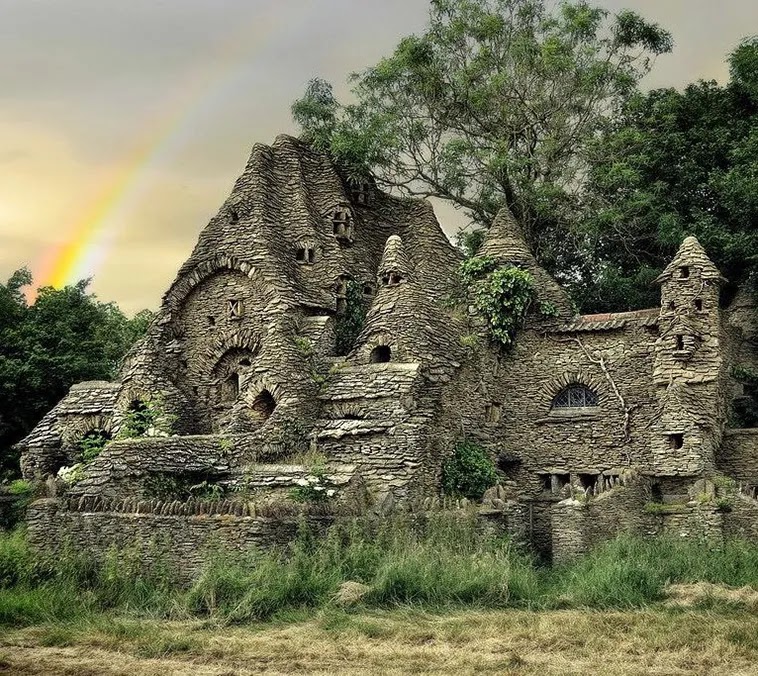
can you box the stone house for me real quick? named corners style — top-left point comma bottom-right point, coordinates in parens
top-left (17, 135), bottom-right (758, 566)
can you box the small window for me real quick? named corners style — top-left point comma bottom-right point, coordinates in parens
top-left (552, 385), bottom-right (598, 409)
top-left (382, 271), bottom-right (403, 287)
top-left (239, 358), bottom-right (251, 367)
top-left (332, 209), bottom-right (354, 243)
top-left (229, 209), bottom-right (239, 224)
top-left (296, 246), bottom-right (316, 265)
top-left (351, 181), bottom-right (371, 205)
top-left (668, 300), bottom-right (675, 311)
top-left (675, 335), bottom-right (685, 351)
top-left (694, 298), bottom-right (703, 311)
top-left (669, 433), bottom-right (684, 450)
top-left (363, 284), bottom-right (375, 296)
top-left (370, 345), bottom-right (391, 363)
top-left (679, 266), bottom-right (690, 279)
top-left (227, 299), bottom-right (243, 320)
top-left (207, 316), bottom-right (216, 327)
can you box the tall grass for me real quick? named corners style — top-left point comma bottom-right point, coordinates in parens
top-left (3, 517), bottom-right (758, 628)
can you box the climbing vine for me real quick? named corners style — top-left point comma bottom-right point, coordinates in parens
top-left (459, 256), bottom-right (536, 349)
top-left (335, 280), bottom-right (366, 355)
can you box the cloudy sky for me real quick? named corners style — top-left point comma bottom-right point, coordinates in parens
top-left (1, 0), bottom-right (755, 315)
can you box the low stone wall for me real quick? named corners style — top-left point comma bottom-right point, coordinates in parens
top-left (550, 481), bottom-right (724, 563)
top-left (26, 498), bottom-right (332, 582)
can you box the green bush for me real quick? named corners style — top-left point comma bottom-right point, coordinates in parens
top-left (459, 257), bottom-right (535, 349)
top-left (442, 441), bottom-right (497, 500)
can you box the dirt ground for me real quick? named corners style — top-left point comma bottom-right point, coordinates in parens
top-left (3, 607), bottom-right (758, 675)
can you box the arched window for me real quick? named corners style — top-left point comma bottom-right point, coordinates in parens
top-left (552, 385), bottom-right (598, 409)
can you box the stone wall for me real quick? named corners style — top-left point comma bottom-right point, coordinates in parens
top-left (26, 499), bottom-right (331, 583)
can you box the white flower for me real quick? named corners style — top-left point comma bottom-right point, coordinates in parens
top-left (326, 489), bottom-right (336, 498)
top-left (57, 463), bottom-right (83, 484)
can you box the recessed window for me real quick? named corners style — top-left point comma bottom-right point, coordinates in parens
top-left (229, 209), bottom-right (239, 224)
top-left (382, 271), bottom-right (403, 287)
top-left (239, 358), bottom-right (251, 367)
top-left (552, 385), bottom-right (598, 409)
top-left (350, 181), bottom-right (371, 205)
top-left (332, 209), bottom-right (353, 242)
top-left (222, 373), bottom-right (239, 403)
top-left (207, 316), bottom-right (216, 327)
top-left (679, 266), bottom-right (690, 279)
top-left (296, 246), bottom-right (316, 264)
top-left (694, 298), bottom-right (703, 311)
top-left (363, 283), bottom-right (375, 296)
top-left (227, 299), bottom-right (243, 320)
top-left (370, 345), bottom-right (391, 363)
top-left (669, 433), bottom-right (684, 450)
top-left (675, 335), bottom-right (685, 351)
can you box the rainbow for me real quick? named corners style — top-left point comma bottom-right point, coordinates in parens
top-left (33, 6), bottom-right (313, 293)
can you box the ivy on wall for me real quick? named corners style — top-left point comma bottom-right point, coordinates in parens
top-left (335, 280), bottom-right (367, 356)
top-left (460, 256), bottom-right (536, 349)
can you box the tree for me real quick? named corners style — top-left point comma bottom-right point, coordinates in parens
top-left (292, 0), bottom-right (672, 276)
top-left (579, 37), bottom-right (758, 311)
top-left (0, 271), bottom-right (153, 480)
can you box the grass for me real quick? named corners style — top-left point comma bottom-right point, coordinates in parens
top-left (3, 514), bottom-right (758, 630)
top-left (4, 609), bottom-right (758, 674)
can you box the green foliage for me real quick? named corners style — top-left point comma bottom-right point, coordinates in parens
top-left (292, 0), bottom-right (671, 285)
top-left (335, 280), bottom-right (366, 356)
top-left (77, 430), bottom-right (111, 463)
top-left (580, 37), bottom-right (758, 310)
top-left (0, 481), bottom-right (37, 530)
top-left (143, 473), bottom-right (226, 501)
top-left (538, 301), bottom-right (560, 318)
top-left (442, 440), bottom-right (497, 500)
top-left (7, 526), bottom-right (758, 626)
top-left (460, 258), bottom-right (536, 348)
top-left (0, 269), bottom-right (152, 479)
top-left (117, 396), bottom-right (174, 439)
top-left (290, 466), bottom-right (336, 503)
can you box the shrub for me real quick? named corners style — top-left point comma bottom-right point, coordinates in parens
top-left (442, 440), bottom-right (497, 500)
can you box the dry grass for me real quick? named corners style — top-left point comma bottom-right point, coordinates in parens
top-left (3, 608), bottom-right (758, 675)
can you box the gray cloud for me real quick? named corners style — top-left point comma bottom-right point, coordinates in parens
top-left (0, 0), bottom-right (756, 314)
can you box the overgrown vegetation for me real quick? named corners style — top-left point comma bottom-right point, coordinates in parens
top-left (334, 280), bottom-right (367, 356)
top-left (459, 257), bottom-right (536, 348)
top-left (117, 396), bottom-right (174, 439)
top-left (0, 269), bottom-right (152, 480)
top-left (442, 441), bottom-right (497, 500)
top-left (5, 521), bottom-right (758, 630)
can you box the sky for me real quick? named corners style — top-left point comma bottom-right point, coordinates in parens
top-left (0, 0), bottom-right (756, 315)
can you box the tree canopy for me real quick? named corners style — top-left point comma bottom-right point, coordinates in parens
top-left (292, 0), bottom-right (672, 285)
top-left (0, 271), bottom-right (152, 479)
top-left (578, 37), bottom-right (758, 311)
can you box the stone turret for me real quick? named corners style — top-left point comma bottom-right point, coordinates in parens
top-left (480, 207), bottom-right (574, 318)
top-left (354, 235), bottom-right (464, 371)
top-left (378, 234), bottom-right (413, 287)
top-left (651, 236), bottom-right (727, 475)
